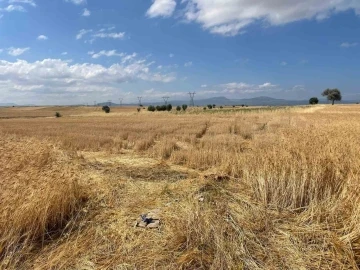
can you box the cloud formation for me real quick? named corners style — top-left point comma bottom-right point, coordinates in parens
top-left (37, 35), bottom-right (48, 40)
top-left (1, 5), bottom-right (26, 12)
top-left (65, 0), bottom-right (86, 5)
top-left (8, 0), bottom-right (36, 7)
top-left (76, 28), bottom-right (125, 43)
top-left (82, 8), bottom-right (90, 16)
top-left (146, 0), bottom-right (176, 18)
top-left (0, 57), bottom-right (175, 99)
top-left (219, 82), bottom-right (279, 94)
top-left (147, 0), bottom-right (360, 36)
top-left (340, 42), bottom-right (358, 48)
top-left (184, 61), bottom-right (193, 67)
top-left (7, 47), bottom-right (30, 56)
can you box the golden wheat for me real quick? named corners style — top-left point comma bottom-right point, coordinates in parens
top-left (0, 104), bottom-right (360, 269)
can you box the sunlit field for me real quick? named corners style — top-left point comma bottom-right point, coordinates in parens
top-left (1, 104), bottom-right (360, 269)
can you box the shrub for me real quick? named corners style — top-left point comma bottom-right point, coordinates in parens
top-left (102, 106), bottom-right (110, 113)
top-left (203, 107), bottom-right (207, 110)
top-left (309, 97), bottom-right (319, 105)
top-left (207, 104), bottom-right (213, 109)
top-left (137, 108), bottom-right (141, 112)
top-left (182, 104), bottom-right (188, 111)
top-left (55, 112), bottom-right (62, 118)
top-left (166, 104), bottom-right (172, 111)
top-left (176, 106), bottom-right (181, 111)
top-left (148, 105), bottom-right (156, 112)
top-left (220, 106), bottom-right (223, 109)
top-left (213, 104), bottom-right (216, 108)
top-left (232, 105), bottom-right (236, 108)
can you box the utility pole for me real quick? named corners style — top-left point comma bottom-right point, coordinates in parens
top-left (119, 98), bottom-right (123, 107)
top-left (94, 101), bottom-right (97, 107)
top-left (137, 97), bottom-right (142, 106)
top-left (188, 92), bottom-right (196, 107)
top-left (162, 96), bottom-right (169, 105)
top-left (108, 100), bottom-right (112, 106)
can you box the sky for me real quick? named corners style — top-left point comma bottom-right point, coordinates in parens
top-left (0, 0), bottom-right (360, 105)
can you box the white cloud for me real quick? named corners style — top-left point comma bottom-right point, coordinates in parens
top-left (219, 82), bottom-right (279, 94)
top-left (93, 32), bottom-right (125, 39)
top-left (8, 0), bottom-right (36, 7)
top-left (1, 5), bottom-right (26, 12)
top-left (280, 61), bottom-right (287, 66)
top-left (223, 82), bottom-right (251, 89)
top-left (201, 84), bottom-right (207, 88)
top-left (169, 53), bottom-right (174, 58)
top-left (65, 0), bottom-right (86, 5)
top-left (179, 0), bottom-right (360, 36)
top-left (7, 47), bottom-right (30, 56)
top-left (259, 82), bottom-right (276, 88)
top-left (0, 58), bottom-right (175, 98)
top-left (82, 8), bottom-right (90, 16)
top-left (90, 50), bottom-right (124, 59)
top-left (146, 0), bottom-right (176, 18)
top-left (340, 42), bottom-right (358, 48)
top-left (61, 52), bottom-right (68, 55)
top-left (37, 35), bottom-right (48, 40)
top-left (76, 28), bottom-right (125, 42)
top-left (76, 29), bottom-right (92, 39)
top-left (184, 61), bottom-right (193, 67)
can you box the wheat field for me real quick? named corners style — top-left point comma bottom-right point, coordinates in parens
top-left (0, 104), bottom-right (360, 269)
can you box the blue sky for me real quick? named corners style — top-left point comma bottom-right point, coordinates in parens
top-left (0, 0), bottom-right (359, 105)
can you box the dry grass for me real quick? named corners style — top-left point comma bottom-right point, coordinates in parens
top-left (0, 104), bottom-right (360, 269)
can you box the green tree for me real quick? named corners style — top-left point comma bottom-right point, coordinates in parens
top-left (182, 104), bottom-right (188, 111)
top-left (309, 97), bottom-right (319, 105)
top-left (176, 105), bottom-right (181, 111)
top-left (322, 88), bottom-right (342, 105)
top-left (102, 106), bottom-right (110, 113)
top-left (207, 104), bottom-right (213, 109)
top-left (166, 104), bottom-right (172, 111)
top-left (147, 105), bottom-right (156, 112)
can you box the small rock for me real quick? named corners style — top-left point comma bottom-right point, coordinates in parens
top-left (195, 194), bottom-right (205, 202)
top-left (147, 220), bottom-right (160, 228)
top-left (137, 221), bottom-right (148, 228)
top-left (135, 209), bottom-right (162, 229)
top-left (147, 209), bottom-right (161, 220)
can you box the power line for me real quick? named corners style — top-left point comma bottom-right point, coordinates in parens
top-left (162, 96), bottom-right (169, 105)
top-left (188, 92), bottom-right (196, 107)
top-left (137, 97), bottom-right (143, 106)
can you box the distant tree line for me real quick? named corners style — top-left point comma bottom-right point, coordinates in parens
top-left (147, 104), bottom-right (188, 112)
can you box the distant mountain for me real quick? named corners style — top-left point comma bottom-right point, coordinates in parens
top-left (96, 96), bottom-right (358, 107)
top-left (0, 103), bottom-right (17, 107)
